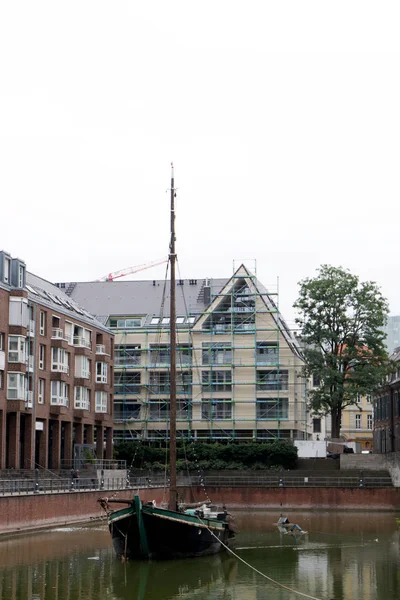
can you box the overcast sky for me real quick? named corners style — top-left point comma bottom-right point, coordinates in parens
top-left (1, 1), bottom-right (399, 327)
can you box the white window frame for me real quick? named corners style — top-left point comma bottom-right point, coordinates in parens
top-left (38, 378), bottom-right (45, 404)
top-left (96, 361), bottom-right (107, 383)
top-left (7, 372), bottom-right (25, 400)
top-left (51, 381), bottom-right (69, 406)
top-left (74, 386), bottom-right (90, 410)
top-left (39, 344), bottom-right (45, 370)
top-left (4, 258), bottom-right (10, 284)
top-left (18, 264), bottom-right (24, 288)
top-left (0, 332), bottom-right (4, 351)
top-left (367, 414), bottom-right (373, 430)
top-left (8, 336), bottom-right (25, 363)
top-left (39, 311), bottom-right (46, 336)
top-left (95, 391), bottom-right (107, 413)
top-left (75, 355), bottom-right (90, 379)
top-left (355, 414), bottom-right (361, 429)
top-left (51, 347), bottom-right (69, 373)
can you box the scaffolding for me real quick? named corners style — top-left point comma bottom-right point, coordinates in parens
top-left (112, 264), bottom-right (309, 443)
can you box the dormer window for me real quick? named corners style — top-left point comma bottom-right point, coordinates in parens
top-left (4, 258), bottom-right (10, 284)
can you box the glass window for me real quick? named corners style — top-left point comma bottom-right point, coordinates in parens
top-left (201, 400), bottom-right (232, 420)
top-left (257, 370), bottom-right (288, 391)
top-left (367, 414), bottom-right (373, 430)
top-left (256, 399), bottom-right (289, 419)
top-left (38, 378), bottom-right (45, 404)
top-left (96, 361), bottom-right (107, 383)
top-left (95, 391), bottom-right (107, 413)
top-left (355, 414), bottom-right (361, 429)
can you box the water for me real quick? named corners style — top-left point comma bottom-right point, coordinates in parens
top-left (0, 511), bottom-right (399, 600)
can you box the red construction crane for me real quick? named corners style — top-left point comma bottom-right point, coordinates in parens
top-left (98, 258), bottom-right (168, 282)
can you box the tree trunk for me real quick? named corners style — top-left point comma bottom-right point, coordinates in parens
top-left (331, 408), bottom-right (342, 439)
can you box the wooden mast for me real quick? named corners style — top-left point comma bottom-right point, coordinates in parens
top-left (169, 163), bottom-right (177, 511)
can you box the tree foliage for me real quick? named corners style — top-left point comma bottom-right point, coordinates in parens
top-left (114, 440), bottom-right (297, 471)
top-left (294, 265), bottom-right (393, 438)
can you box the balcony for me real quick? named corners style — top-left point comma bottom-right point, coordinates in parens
top-left (52, 328), bottom-right (65, 340)
top-left (96, 344), bottom-right (107, 354)
top-left (74, 336), bottom-right (91, 349)
top-left (51, 363), bottom-right (69, 374)
top-left (26, 391), bottom-right (33, 408)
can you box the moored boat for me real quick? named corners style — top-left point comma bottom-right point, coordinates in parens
top-left (99, 165), bottom-right (237, 560)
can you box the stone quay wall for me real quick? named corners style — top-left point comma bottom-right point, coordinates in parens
top-left (1, 485), bottom-right (400, 536)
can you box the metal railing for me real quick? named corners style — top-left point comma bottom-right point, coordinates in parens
top-left (59, 459), bottom-right (127, 470)
top-left (128, 473), bottom-right (394, 489)
top-left (0, 476), bottom-right (128, 496)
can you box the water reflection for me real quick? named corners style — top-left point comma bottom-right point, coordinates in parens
top-left (0, 512), bottom-right (399, 600)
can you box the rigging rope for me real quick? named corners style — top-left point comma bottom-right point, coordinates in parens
top-left (197, 516), bottom-right (327, 600)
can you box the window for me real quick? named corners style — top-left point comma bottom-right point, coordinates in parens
top-left (110, 318), bottom-right (142, 329)
top-left (256, 342), bottom-right (278, 364)
top-left (39, 311), bottom-right (46, 335)
top-left (18, 264), bottom-right (25, 288)
top-left (7, 373), bottom-right (26, 400)
top-left (312, 374), bottom-right (321, 388)
top-left (65, 321), bottom-right (73, 344)
top-left (257, 370), bottom-right (288, 391)
top-left (150, 345), bottom-right (192, 366)
top-left (38, 378), bottom-right (45, 404)
top-left (150, 318), bottom-right (160, 325)
top-left (115, 345), bottom-right (141, 366)
top-left (187, 317), bottom-right (196, 324)
top-left (149, 371), bottom-right (191, 394)
top-left (202, 370), bottom-right (232, 392)
top-left (202, 343), bottom-right (232, 365)
top-left (0, 371), bottom-right (3, 389)
top-left (75, 355), bottom-right (90, 378)
top-left (201, 400), bottom-right (232, 420)
top-left (176, 317), bottom-right (185, 324)
top-left (96, 361), bottom-right (107, 383)
top-left (95, 391), bottom-right (107, 413)
top-left (39, 344), bottom-right (45, 370)
top-left (0, 332), bottom-right (4, 351)
top-left (4, 257), bottom-right (10, 283)
top-left (8, 336), bottom-right (25, 363)
top-left (161, 317), bottom-right (170, 325)
top-left (73, 325), bottom-right (91, 348)
top-left (115, 372), bottom-right (141, 394)
top-left (74, 386), bottom-right (90, 410)
top-left (367, 414), bottom-right (373, 430)
top-left (51, 381), bottom-right (69, 406)
top-left (51, 348), bottom-right (69, 373)
top-left (149, 401), bottom-right (188, 421)
top-left (114, 401), bottom-right (140, 420)
top-left (366, 395), bottom-right (372, 403)
top-left (355, 414), bottom-right (361, 429)
top-left (313, 418), bottom-right (321, 433)
top-left (256, 399), bottom-right (289, 419)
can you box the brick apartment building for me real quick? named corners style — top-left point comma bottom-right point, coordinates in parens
top-left (0, 251), bottom-right (114, 470)
top-left (374, 346), bottom-right (400, 453)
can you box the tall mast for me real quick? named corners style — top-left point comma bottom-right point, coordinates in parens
top-left (169, 162), bottom-right (177, 511)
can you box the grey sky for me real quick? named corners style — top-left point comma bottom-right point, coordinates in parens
top-left (1, 1), bottom-right (399, 327)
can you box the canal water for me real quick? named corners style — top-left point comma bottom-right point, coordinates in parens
top-left (0, 511), bottom-right (399, 600)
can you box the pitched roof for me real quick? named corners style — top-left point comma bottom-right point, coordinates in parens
top-left (26, 272), bottom-right (110, 332)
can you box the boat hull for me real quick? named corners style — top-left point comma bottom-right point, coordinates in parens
top-left (108, 500), bottom-right (235, 560)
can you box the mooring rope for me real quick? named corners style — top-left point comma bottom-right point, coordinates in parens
top-left (197, 516), bottom-right (327, 600)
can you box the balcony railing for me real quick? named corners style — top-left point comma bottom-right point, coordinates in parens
top-left (52, 328), bottom-right (64, 339)
top-left (74, 336), bottom-right (91, 349)
top-left (51, 363), bottom-right (69, 374)
top-left (96, 344), bottom-right (106, 354)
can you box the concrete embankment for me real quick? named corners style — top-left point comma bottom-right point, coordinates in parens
top-left (1, 485), bottom-right (400, 536)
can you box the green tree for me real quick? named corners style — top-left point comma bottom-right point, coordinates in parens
top-left (294, 265), bottom-right (392, 439)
